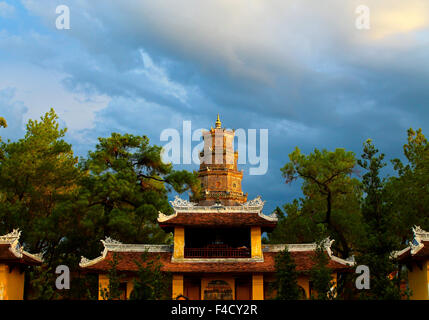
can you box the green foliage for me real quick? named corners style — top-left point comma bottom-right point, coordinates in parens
top-left (27, 266), bottom-right (57, 300)
top-left (267, 202), bottom-right (323, 244)
top-left (0, 116), bottom-right (6, 158)
top-left (276, 147), bottom-right (363, 258)
top-left (274, 248), bottom-right (302, 300)
top-left (100, 253), bottom-right (124, 300)
top-left (129, 253), bottom-right (171, 300)
top-left (79, 132), bottom-right (200, 245)
top-left (0, 109), bottom-right (84, 299)
top-left (309, 243), bottom-right (335, 300)
top-left (0, 117), bottom-right (7, 128)
top-left (387, 128), bottom-right (429, 240)
top-left (356, 139), bottom-right (403, 300)
top-left (0, 109), bottom-right (200, 300)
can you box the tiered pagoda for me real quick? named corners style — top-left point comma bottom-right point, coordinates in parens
top-left (80, 116), bottom-right (352, 300)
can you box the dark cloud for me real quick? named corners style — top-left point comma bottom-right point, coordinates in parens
top-left (5, 0), bottom-right (429, 212)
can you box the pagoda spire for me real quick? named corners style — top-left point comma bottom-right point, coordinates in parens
top-left (215, 113), bottom-right (222, 129)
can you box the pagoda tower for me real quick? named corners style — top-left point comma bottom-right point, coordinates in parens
top-left (196, 114), bottom-right (247, 206)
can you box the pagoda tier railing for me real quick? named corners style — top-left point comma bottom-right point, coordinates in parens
top-left (184, 246), bottom-right (251, 258)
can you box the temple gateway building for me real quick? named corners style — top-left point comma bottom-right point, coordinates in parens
top-left (80, 116), bottom-right (352, 300)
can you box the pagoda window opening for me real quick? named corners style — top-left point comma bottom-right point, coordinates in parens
top-left (184, 228), bottom-right (251, 258)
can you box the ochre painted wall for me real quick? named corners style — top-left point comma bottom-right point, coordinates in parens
top-left (98, 274), bottom-right (109, 300)
top-left (172, 274), bottom-right (184, 299)
top-left (264, 274), bottom-right (339, 299)
top-left (0, 264), bottom-right (25, 300)
top-left (251, 227), bottom-right (262, 259)
top-left (98, 274), bottom-right (135, 300)
top-left (173, 227), bottom-right (185, 259)
top-left (252, 274), bottom-right (264, 300)
top-left (408, 261), bottom-right (429, 300)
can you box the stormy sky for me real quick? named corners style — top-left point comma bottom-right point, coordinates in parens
top-left (1, 0), bottom-right (429, 213)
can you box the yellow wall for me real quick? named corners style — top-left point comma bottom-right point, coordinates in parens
top-left (265, 274), bottom-right (337, 300)
top-left (172, 274), bottom-right (184, 299)
top-left (98, 274), bottom-right (135, 300)
top-left (251, 227), bottom-right (262, 259)
top-left (408, 261), bottom-right (429, 300)
top-left (0, 264), bottom-right (25, 300)
top-left (173, 227), bottom-right (185, 259)
top-left (98, 274), bottom-right (109, 300)
top-left (252, 274), bottom-right (264, 300)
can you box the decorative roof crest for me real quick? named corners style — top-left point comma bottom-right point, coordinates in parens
top-left (101, 237), bottom-right (122, 247)
top-left (170, 195), bottom-right (196, 209)
top-left (321, 237), bottom-right (335, 254)
top-left (242, 196), bottom-right (265, 210)
top-left (157, 211), bottom-right (177, 222)
top-left (413, 225), bottom-right (429, 241)
top-left (80, 256), bottom-right (91, 265)
top-left (0, 229), bottom-right (21, 244)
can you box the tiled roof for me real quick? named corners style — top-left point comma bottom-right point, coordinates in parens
top-left (81, 250), bottom-right (350, 274)
top-left (0, 244), bottom-right (42, 266)
top-left (397, 241), bottom-right (429, 262)
top-left (158, 211), bottom-right (277, 230)
top-left (396, 227), bottom-right (429, 263)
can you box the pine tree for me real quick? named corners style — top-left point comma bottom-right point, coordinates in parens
top-left (274, 248), bottom-right (302, 300)
top-left (309, 242), bottom-right (335, 300)
top-left (129, 253), bottom-right (171, 300)
top-left (100, 253), bottom-right (124, 300)
top-left (356, 139), bottom-right (403, 300)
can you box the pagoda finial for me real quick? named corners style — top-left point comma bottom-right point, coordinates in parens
top-left (215, 113), bottom-right (222, 128)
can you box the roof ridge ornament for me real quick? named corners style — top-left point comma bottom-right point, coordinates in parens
top-left (0, 229), bottom-right (21, 244)
top-left (413, 225), bottom-right (429, 239)
top-left (170, 195), bottom-right (197, 209)
top-left (80, 256), bottom-right (91, 266)
top-left (242, 196), bottom-right (265, 209)
top-left (101, 237), bottom-right (122, 247)
top-left (158, 210), bottom-right (178, 222)
top-left (409, 225), bottom-right (429, 254)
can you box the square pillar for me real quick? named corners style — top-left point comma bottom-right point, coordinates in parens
top-left (251, 227), bottom-right (262, 259)
top-left (173, 227), bottom-right (185, 259)
top-left (252, 274), bottom-right (264, 300)
top-left (172, 274), bottom-right (184, 299)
